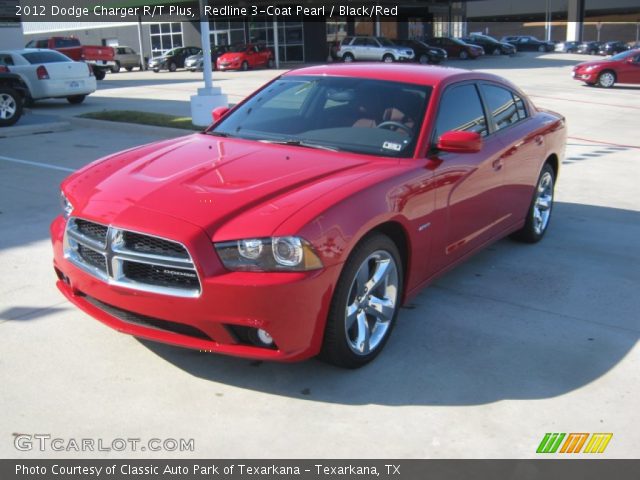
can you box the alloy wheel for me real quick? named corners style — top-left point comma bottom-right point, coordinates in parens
top-left (533, 171), bottom-right (553, 235)
top-left (344, 250), bottom-right (399, 355)
top-left (598, 72), bottom-right (615, 88)
top-left (0, 93), bottom-right (17, 120)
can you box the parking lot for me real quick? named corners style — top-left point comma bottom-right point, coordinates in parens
top-left (1, 52), bottom-right (638, 458)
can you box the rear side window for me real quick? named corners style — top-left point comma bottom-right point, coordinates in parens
top-left (22, 51), bottom-right (72, 64)
top-left (341, 37), bottom-right (352, 46)
top-left (352, 38), bottom-right (367, 46)
top-left (54, 38), bottom-right (79, 48)
top-left (481, 84), bottom-right (521, 131)
top-left (434, 84), bottom-right (488, 140)
top-left (0, 54), bottom-right (14, 66)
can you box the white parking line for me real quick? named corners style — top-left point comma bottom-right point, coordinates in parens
top-left (0, 155), bottom-right (75, 173)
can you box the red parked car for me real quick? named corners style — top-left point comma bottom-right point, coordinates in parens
top-left (216, 44), bottom-right (274, 71)
top-left (572, 49), bottom-right (640, 88)
top-left (51, 64), bottom-right (566, 368)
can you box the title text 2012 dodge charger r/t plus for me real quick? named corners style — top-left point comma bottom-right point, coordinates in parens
top-left (51, 64), bottom-right (566, 368)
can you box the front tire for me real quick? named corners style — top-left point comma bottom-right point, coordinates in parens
top-left (459, 50), bottom-right (469, 59)
top-left (342, 53), bottom-right (354, 63)
top-left (493, 48), bottom-right (501, 55)
top-left (267, 58), bottom-right (275, 68)
top-left (511, 163), bottom-right (555, 243)
top-left (241, 61), bottom-right (249, 71)
top-left (110, 61), bottom-right (120, 73)
top-left (538, 45), bottom-right (546, 52)
top-left (382, 54), bottom-right (394, 63)
top-left (67, 95), bottom-right (86, 105)
top-left (93, 68), bottom-right (106, 80)
top-left (320, 233), bottom-right (403, 368)
top-left (168, 62), bottom-right (177, 72)
top-left (0, 87), bottom-right (22, 127)
top-left (597, 71), bottom-right (616, 88)
top-left (418, 54), bottom-right (429, 64)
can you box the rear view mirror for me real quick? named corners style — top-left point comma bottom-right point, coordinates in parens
top-left (212, 106), bottom-right (230, 123)
top-left (437, 131), bottom-right (483, 153)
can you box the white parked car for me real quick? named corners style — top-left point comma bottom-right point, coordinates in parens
top-left (0, 49), bottom-right (97, 104)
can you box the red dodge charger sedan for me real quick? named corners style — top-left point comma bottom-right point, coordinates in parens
top-left (51, 64), bottom-right (566, 368)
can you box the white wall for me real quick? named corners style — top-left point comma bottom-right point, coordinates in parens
top-left (0, 24), bottom-right (24, 49)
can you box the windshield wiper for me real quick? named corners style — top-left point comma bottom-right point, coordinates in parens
top-left (206, 131), bottom-right (233, 138)
top-left (259, 139), bottom-right (340, 152)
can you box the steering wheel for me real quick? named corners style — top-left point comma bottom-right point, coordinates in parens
top-left (377, 121), bottom-right (413, 136)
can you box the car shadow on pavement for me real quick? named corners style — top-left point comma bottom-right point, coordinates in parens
top-left (140, 201), bottom-right (640, 406)
top-left (449, 52), bottom-right (585, 70)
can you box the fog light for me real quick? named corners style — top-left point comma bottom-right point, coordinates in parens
top-left (257, 329), bottom-right (273, 345)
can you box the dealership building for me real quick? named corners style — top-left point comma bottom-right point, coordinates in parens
top-left (18, 0), bottom-right (640, 64)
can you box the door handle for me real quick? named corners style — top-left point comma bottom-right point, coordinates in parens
top-left (492, 159), bottom-right (503, 170)
top-left (535, 135), bottom-right (544, 146)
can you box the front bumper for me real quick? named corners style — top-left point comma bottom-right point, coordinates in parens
top-left (217, 61), bottom-right (241, 70)
top-left (572, 70), bottom-right (597, 83)
top-left (51, 214), bottom-right (341, 362)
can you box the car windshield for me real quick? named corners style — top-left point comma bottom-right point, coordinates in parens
top-left (377, 37), bottom-right (394, 47)
top-left (611, 50), bottom-right (635, 60)
top-left (22, 51), bottom-right (72, 64)
top-left (230, 44), bottom-right (248, 53)
top-left (209, 75), bottom-right (432, 158)
top-left (164, 48), bottom-right (180, 56)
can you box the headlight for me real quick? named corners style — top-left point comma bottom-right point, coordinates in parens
top-left (60, 191), bottom-right (73, 219)
top-left (215, 236), bottom-right (323, 272)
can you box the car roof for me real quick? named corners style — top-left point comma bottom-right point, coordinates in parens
top-left (0, 48), bottom-right (61, 55)
top-left (284, 63), bottom-right (507, 88)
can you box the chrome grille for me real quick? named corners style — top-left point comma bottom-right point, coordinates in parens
top-left (63, 217), bottom-right (201, 298)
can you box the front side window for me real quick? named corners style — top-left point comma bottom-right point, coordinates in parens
top-left (211, 76), bottom-right (432, 158)
top-left (434, 84), bottom-right (488, 141)
top-left (482, 84), bottom-right (520, 131)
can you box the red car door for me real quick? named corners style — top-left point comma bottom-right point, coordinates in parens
top-left (478, 83), bottom-right (546, 226)
top-left (246, 46), bottom-right (260, 67)
top-left (616, 52), bottom-right (640, 83)
top-left (429, 82), bottom-right (506, 269)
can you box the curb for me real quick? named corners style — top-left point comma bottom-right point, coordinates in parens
top-left (68, 116), bottom-right (202, 137)
top-left (0, 119), bottom-right (71, 138)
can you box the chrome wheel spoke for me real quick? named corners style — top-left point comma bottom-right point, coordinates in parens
top-left (354, 311), bottom-right (371, 354)
top-left (355, 262), bottom-right (369, 297)
top-left (345, 303), bottom-right (359, 330)
top-left (365, 295), bottom-right (394, 323)
top-left (366, 258), bottom-right (390, 293)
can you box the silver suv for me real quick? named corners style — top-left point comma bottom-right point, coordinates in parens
top-left (338, 36), bottom-right (414, 63)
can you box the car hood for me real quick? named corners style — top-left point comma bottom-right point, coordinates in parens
top-left (575, 59), bottom-right (611, 69)
top-left (63, 134), bottom-right (373, 239)
top-left (218, 52), bottom-right (243, 60)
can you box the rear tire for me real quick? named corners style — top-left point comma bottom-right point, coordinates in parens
top-left (0, 87), bottom-right (22, 127)
top-left (538, 45), bottom-right (546, 52)
top-left (493, 48), bottom-right (501, 55)
top-left (67, 95), bottom-right (86, 105)
top-left (418, 54), bottom-right (429, 64)
top-left (459, 50), bottom-right (469, 59)
top-left (241, 61), bottom-right (249, 71)
top-left (511, 163), bottom-right (555, 243)
top-left (382, 54), bottom-right (394, 63)
top-left (168, 62), bottom-right (177, 72)
top-left (267, 58), bottom-right (275, 68)
top-left (125, 66), bottom-right (133, 72)
top-left (320, 233), bottom-right (403, 369)
top-left (110, 62), bottom-right (120, 73)
top-left (342, 53), bottom-right (354, 63)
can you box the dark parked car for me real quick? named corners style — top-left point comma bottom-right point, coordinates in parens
top-left (185, 45), bottom-right (231, 72)
top-left (0, 69), bottom-right (28, 127)
top-left (599, 41), bottom-right (629, 56)
top-left (460, 34), bottom-right (515, 56)
top-left (393, 39), bottom-right (447, 64)
top-left (501, 36), bottom-right (555, 52)
top-left (427, 37), bottom-right (484, 59)
top-left (577, 41), bottom-right (604, 55)
top-left (555, 41), bottom-right (581, 53)
top-left (148, 46), bottom-right (201, 72)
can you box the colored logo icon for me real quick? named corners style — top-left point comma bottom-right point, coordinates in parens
top-left (536, 433), bottom-right (613, 454)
